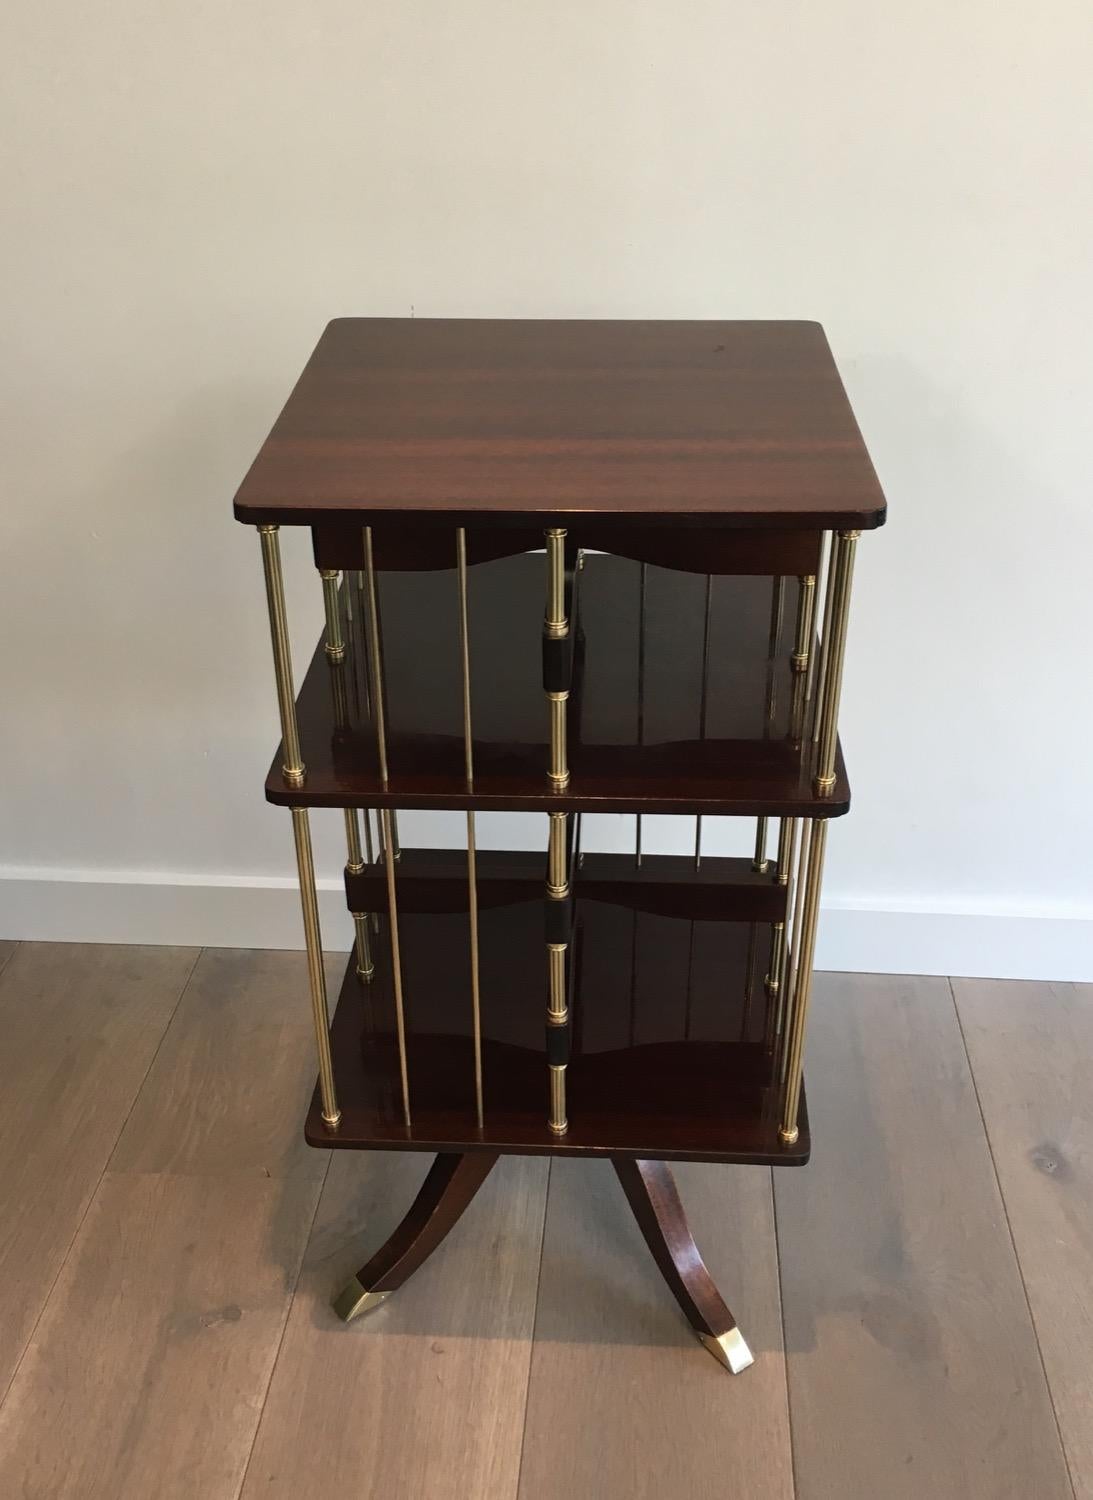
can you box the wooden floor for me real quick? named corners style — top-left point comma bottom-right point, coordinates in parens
top-left (0, 940), bottom-right (1087, 1499)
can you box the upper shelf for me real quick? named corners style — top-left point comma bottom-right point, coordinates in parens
top-left (233, 318), bottom-right (887, 532)
top-left (265, 552), bottom-right (851, 816)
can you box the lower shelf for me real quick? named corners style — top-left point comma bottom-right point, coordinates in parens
top-left (305, 897), bottom-right (809, 1166)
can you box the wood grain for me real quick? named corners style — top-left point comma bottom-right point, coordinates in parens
top-left (517, 1158), bottom-right (792, 1500)
top-left (775, 973), bottom-right (1072, 1500)
top-left (240, 1150), bottom-right (548, 1500)
top-left (233, 318), bottom-right (887, 530)
top-left (0, 942), bottom-right (195, 1395)
top-left (955, 977), bottom-right (1092, 1497)
top-left (0, 1170), bottom-right (323, 1500)
top-left (110, 947), bottom-right (343, 1179)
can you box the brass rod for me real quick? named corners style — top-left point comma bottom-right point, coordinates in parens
top-left (548, 811), bottom-right (568, 896)
top-left (320, 570), bottom-right (345, 661)
top-left (257, 526), bottom-right (304, 786)
top-left (548, 696), bottom-right (568, 786)
top-left (779, 818), bottom-right (812, 1085)
top-left (548, 1065), bottom-right (567, 1135)
top-left (289, 808), bottom-right (339, 1127)
top-left (456, 529), bottom-right (475, 785)
top-left (343, 569), bottom-right (353, 623)
top-left (548, 942), bottom-right (567, 1019)
top-left (456, 528), bottom-right (484, 1127)
top-left (380, 808), bottom-right (411, 1127)
top-left (545, 529), bottom-right (570, 787)
top-left (389, 809), bottom-right (401, 861)
top-left (695, 573), bottom-right (713, 871)
top-left (362, 808), bottom-right (375, 865)
top-left (753, 818), bottom-right (768, 872)
top-left (814, 531), bottom-right (860, 793)
top-left (806, 533), bottom-right (833, 733)
top-left (544, 528), bottom-right (568, 636)
top-left (465, 811), bottom-right (484, 1128)
top-left (362, 527), bottom-right (390, 786)
top-left (344, 808), bottom-right (374, 980)
top-left (351, 914), bottom-right (374, 981)
top-left (791, 574), bottom-right (816, 673)
top-left (635, 562), bottom-right (647, 868)
top-left (780, 819), bottom-right (829, 1143)
top-left (344, 807), bottom-right (365, 872)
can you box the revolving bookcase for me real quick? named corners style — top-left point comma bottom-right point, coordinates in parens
top-left (233, 318), bottom-right (885, 1373)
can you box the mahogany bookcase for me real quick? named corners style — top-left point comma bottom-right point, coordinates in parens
top-left (233, 318), bottom-right (885, 1374)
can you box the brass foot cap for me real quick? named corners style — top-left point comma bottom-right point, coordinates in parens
top-left (355, 964), bottom-right (375, 982)
top-left (699, 1328), bottom-right (754, 1375)
top-left (333, 1277), bottom-right (392, 1323)
top-left (779, 1125), bottom-right (799, 1146)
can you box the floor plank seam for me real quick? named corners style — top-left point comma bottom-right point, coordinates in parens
top-left (0, 943), bottom-right (204, 1415)
top-left (233, 1151), bottom-right (333, 1500)
top-left (0, 942), bottom-right (18, 981)
top-left (948, 977), bottom-right (1079, 1500)
top-left (513, 1157), bottom-right (554, 1500)
top-left (770, 1165), bottom-right (800, 1500)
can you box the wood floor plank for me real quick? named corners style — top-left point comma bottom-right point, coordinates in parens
top-left (0, 1170), bottom-right (323, 1500)
top-left (955, 977), bottom-right (1092, 1498)
top-left (0, 942), bottom-right (196, 1395)
top-left (517, 1158), bottom-right (793, 1500)
top-left (110, 947), bottom-right (344, 1179)
top-left (0, 940), bottom-right (17, 974)
top-left (240, 1150), bottom-right (548, 1500)
top-left (775, 972), bottom-right (1072, 1500)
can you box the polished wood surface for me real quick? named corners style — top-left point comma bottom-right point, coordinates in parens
top-left (233, 319), bottom-right (887, 530)
top-left (305, 901), bottom-right (807, 1165)
top-left (267, 555), bottom-right (850, 815)
top-left (776, 973), bottom-right (1072, 1500)
top-left (345, 848), bottom-right (787, 925)
top-left (1, 947), bottom-right (1086, 1498)
top-left (955, 977), bottom-right (1093, 1498)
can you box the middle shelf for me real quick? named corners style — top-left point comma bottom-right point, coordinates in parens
top-left (267, 551), bottom-right (850, 816)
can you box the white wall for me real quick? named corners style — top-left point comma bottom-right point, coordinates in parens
top-left (3, 2), bottom-right (1091, 978)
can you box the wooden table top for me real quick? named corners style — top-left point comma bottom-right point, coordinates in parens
top-left (233, 318), bottom-right (887, 531)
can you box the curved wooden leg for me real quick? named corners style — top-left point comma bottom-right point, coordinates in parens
top-left (334, 1151), bottom-right (500, 1322)
top-left (612, 1157), bottom-right (754, 1374)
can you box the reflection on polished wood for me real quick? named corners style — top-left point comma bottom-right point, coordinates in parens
top-left (232, 319), bottom-right (888, 531)
top-left (305, 900), bottom-right (808, 1165)
top-left (267, 556), bottom-right (849, 815)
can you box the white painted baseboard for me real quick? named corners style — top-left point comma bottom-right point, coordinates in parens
top-left (0, 867), bottom-right (1090, 981)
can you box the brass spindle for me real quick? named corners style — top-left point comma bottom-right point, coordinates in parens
top-left (791, 574), bottom-right (816, 674)
top-left (778, 818), bottom-right (812, 1086)
top-left (257, 526), bottom-right (304, 786)
top-left (363, 525), bottom-right (411, 1127)
top-left (457, 529), bottom-right (484, 1128)
top-left (814, 531), bottom-right (860, 794)
top-left (344, 808), bottom-right (374, 981)
top-left (287, 808), bottom-right (338, 1128)
top-left (765, 817), bottom-right (799, 1039)
top-left (806, 534), bottom-right (832, 735)
top-left (256, 528), bottom-right (339, 1126)
top-left (694, 573), bottom-right (713, 870)
top-left (546, 810), bottom-right (570, 1134)
top-left (380, 808), bottom-right (411, 1128)
top-left (779, 819), bottom-right (828, 1143)
top-left (545, 528), bottom-right (570, 787)
top-left (320, 569), bottom-right (345, 662)
top-left (635, 562), bottom-right (647, 869)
